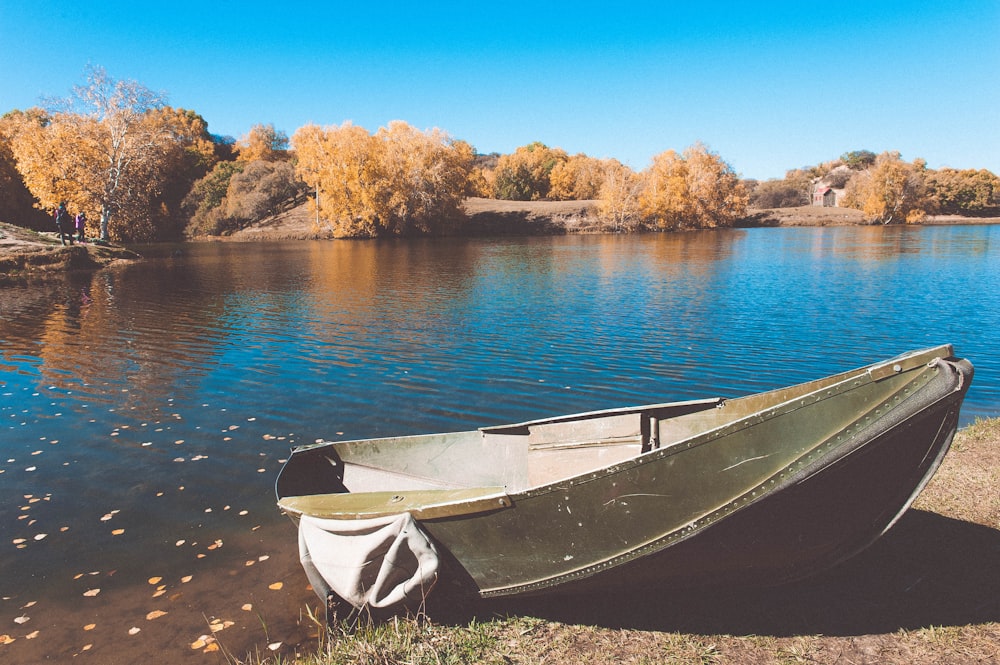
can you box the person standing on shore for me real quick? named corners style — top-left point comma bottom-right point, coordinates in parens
top-left (54, 202), bottom-right (74, 245)
top-left (75, 211), bottom-right (87, 243)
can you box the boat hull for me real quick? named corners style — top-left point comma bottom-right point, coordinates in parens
top-left (276, 347), bottom-right (973, 605)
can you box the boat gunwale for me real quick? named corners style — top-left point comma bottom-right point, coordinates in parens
top-left (280, 345), bottom-right (953, 463)
top-left (499, 347), bottom-right (952, 502)
top-left (477, 356), bottom-right (968, 597)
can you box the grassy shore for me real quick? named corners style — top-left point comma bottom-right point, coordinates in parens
top-left (231, 418), bottom-right (999, 665)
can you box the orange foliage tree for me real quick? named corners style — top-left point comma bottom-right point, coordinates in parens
top-left (843, 151), bottom-right (932, 224)
top-left (549, 154), bottom-right (611, 200)
top-left (492, 142), bottom-right (568, 201)
top-left (638, 143), bottom-right (748, 230)
top-left (596, 159), bottom-right (644, 231)
top-left (292, 120), bottom-right (472, 238)
top-left (236, 123), bottom-right (290, 163)
top-left (4, 66), bottom-right (214, 241)
top-left (925, 168), bottom-right (1000, 214)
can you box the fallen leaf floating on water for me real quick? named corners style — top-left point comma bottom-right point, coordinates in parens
top-left (25, 631), bottom-right (39, 639)
top-left (13, 616), bottom-right (29, 625)
top-left (190, 635), bottom-right (213, 650)
top-left (268, 642), bottom-right (282, 651)
top-left (21, 601), bottom-right (36, 609)
top-left (241, 603), bottom-right (252, 611)
top-left (128, 627), bottom-right (140, 635)
top-left (83, 589), bottom-right (100, 597)
top-left (181, 575), bottom-right (192, 583)
top-left (33, 534), bottom-right (47, 541)
top-left (205, 642), bottom-right (220, 652)
top-left (145, 610), bottom-right (167, 620)
top-left (147, 577), bottom-right (162, 585)
top-left (0, 635), bottom-right (15, 645)
top-left (111, 529), bottom-right (125, 536)
top-left (83, 624), bottom-right (96, 631)
top-left (268, 582), bottom-right (283, 590)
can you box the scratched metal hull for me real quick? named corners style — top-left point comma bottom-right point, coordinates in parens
top-left (277, 346), bottom-right (972, 601)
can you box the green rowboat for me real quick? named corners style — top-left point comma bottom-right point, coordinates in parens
top-left (276, 345), bottom-right (972, 612)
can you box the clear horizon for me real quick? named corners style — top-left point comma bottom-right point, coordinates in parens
top-left (1, 1), bottom-right (998, 181)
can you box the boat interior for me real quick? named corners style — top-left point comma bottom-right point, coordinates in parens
top-left (277, 346), bottom-right (954, 519)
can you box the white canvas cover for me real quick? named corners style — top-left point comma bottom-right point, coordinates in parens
top-left (298, 512), bottom-right (439, 610)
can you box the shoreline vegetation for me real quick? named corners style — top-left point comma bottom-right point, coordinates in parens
top-left (261, 418), bottom-right (999, 664)
top-left (2, 200), bottom-right (998, 282)
top-left (225, 197), bottom-right (1000, 242)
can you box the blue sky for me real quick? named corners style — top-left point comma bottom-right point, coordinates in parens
top-left (2, 0), bottom-right (998, 180)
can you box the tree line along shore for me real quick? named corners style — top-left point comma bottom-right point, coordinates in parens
top-left (2, 66), bottom-right (999, 248)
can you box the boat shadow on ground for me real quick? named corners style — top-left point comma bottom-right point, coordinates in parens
top-left (427, 509), bottom-right (1000, 637)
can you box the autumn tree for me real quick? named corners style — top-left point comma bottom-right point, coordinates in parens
top-left (843, 151), bottom-right (933, 224)
top-left (236, 123), bottom-right (290, 162)
top-left (183, 161), bottom-right (245, 235)
top-left (0, 115), bottom-right (51, 230)
top-left (596, 160), bottom-right (643, 232)
top-left (638, 144), bottom-right (748, 230)
top-left (925, 168), bottom-right (1000, 214)
top-left (748, 178), bottom-right (807, 208)
top-left (466, 152), bottom-right (499, 198)
top-left (146, 107), bottom-right (220, 238)
top-left (492, 142), bottom-right (567, 201)
top-left (292, 120), bottom-right (472, 238)
top-left (548, 154), bottom-right (609, 200)
top-left (5, 66), bottom-right (210, 242)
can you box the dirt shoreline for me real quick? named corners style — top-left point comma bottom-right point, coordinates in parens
top-left (3, 201), bottom-right (998, 279)
top-left (0, 222), bottom-right (141, 284)
top-left (224, 199), bottom-right (1000, 241)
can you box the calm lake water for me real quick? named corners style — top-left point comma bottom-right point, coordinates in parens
top-left (2, 224), bottom-right (999, 661)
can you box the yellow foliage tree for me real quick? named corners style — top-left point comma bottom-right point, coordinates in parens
top-left (292, 120), bottom-right (472, 238)
top-left (492, 142), bottom-right (568, 200)
top-left (236, 123), bottom-right (289, 162)
top-left (549, 154), bottom-right (609, 200)
top-left (639, 149), bottom-right (693, 228)
top-left (4, 67), bottom-right (209, 241)
top-left (596, 160), bottom-right (643, 232)
top-left (843, 151), bottom-right (932, 224)
top-left (639, 143), bottom-right (748, 229)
